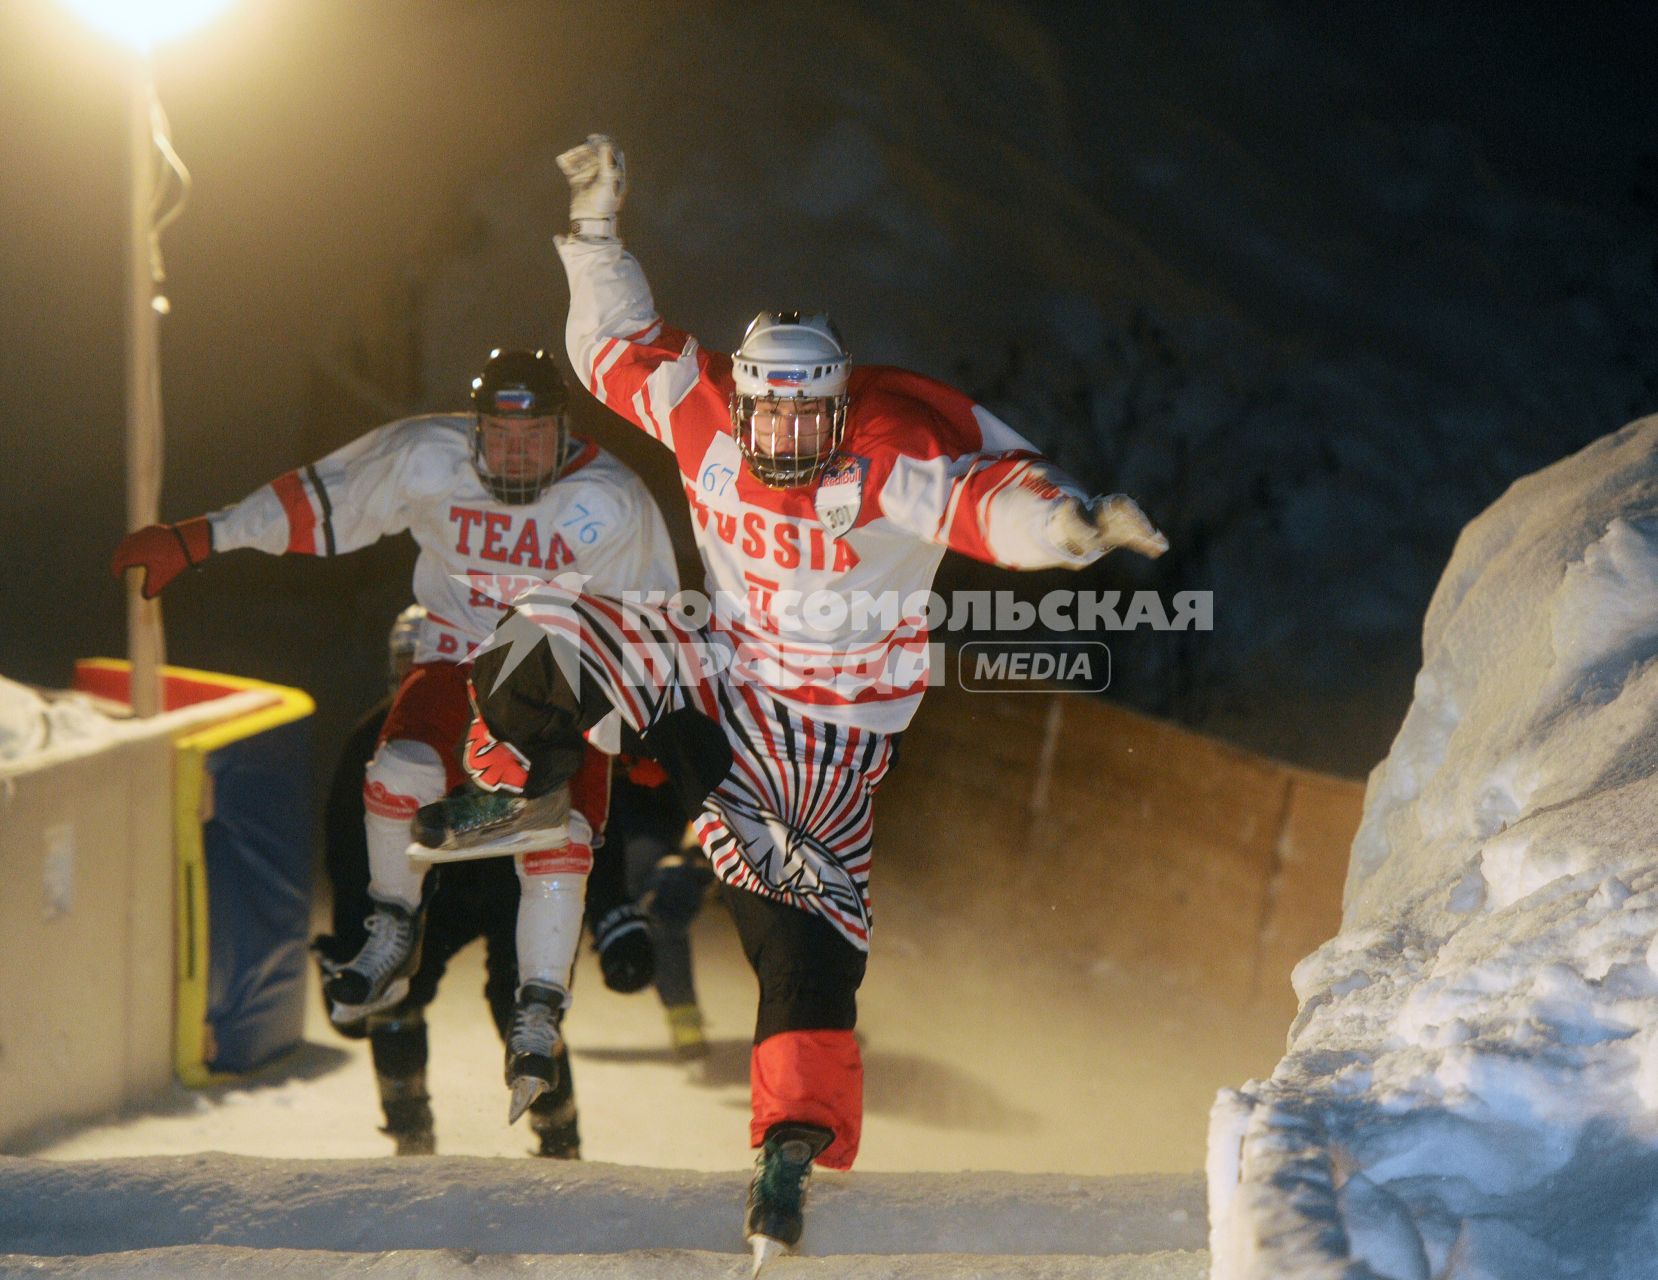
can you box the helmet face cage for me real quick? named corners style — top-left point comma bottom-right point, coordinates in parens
top-left (470, 349), bottom-right (570, 504)
top-left (387, 604), bottom-right (426, 690)
top-left (728, 312), bottom-right (850, 489)
top-left (472, 414), bottom-right (567, 504)
top-left (730, 394), bottom-right (848, 488)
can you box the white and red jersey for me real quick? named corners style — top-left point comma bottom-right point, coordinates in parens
top-left (206, 415), bottom-right (680, 661)
top-left (559, 236), bottom-right (1099, 734)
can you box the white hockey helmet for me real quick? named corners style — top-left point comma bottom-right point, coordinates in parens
top-left (729, 311), bottom-right (850, 488)
top-left (387, 603), bottom-right (427, 689)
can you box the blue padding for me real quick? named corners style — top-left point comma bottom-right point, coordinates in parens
top-left (202, 718), bottom-right (313, 1073)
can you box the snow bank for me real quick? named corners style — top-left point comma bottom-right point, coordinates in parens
top-left (1209, 416), bottom-right (1658, 1279)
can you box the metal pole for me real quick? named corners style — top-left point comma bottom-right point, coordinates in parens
top-left (125, 52), bottom-right (165, 716)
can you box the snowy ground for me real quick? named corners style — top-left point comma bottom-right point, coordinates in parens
top-left (1209, 417), bottom-right (1658, 1279)
top-left (4, 879), bottom-right (1260, 1274)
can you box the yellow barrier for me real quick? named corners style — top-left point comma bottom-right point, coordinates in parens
top-left (172, 678), bottom-right (314, 1085)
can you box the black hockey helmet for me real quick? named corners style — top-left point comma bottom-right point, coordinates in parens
top-left (469, 348), bottom-right (570, 503)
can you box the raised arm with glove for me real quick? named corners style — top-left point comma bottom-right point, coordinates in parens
top-left (558, 134), bottom-right (627, 242)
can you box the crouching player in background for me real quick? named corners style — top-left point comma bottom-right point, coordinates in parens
top-left (597, 750), bottom-right (716, 1063)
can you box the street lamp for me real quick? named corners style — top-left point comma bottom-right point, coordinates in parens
top-left (60, 0), bottom-right (237, 715)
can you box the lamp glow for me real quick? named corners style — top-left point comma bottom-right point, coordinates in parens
top-left (59, 0), bottom-right (233, 50)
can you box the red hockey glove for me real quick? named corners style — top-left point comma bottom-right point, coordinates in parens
top-left (111, 517), bottom-right (213, 599)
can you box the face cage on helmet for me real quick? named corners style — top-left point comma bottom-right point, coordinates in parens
top-left (387, 634), bottom-right (418, 691)
top-left (730, 394), bottom-right (848, 489)
top-left (472, 414), bottom-right (568, 504)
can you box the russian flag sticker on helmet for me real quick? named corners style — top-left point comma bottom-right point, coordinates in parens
top-left (493, 388), bottom-right (537, 412)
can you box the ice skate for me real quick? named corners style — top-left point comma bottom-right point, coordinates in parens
top-left (325, 895), bottom-right (425, 1023)
top-left (744, 1122), bottom-right (834, 1271)
top-left (409, 784), bottom-right (570, 863)
top-left (505, 982), bottom-right (566, 1124)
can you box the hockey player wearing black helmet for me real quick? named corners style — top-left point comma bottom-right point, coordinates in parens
top-left (112, 347), bottom-right (680, 1135)
top-left (471, 348), bottom-right (571, 504)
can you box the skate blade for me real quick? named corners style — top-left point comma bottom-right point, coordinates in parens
top-left (749, 1234), bottom-right (789, 1275)
top-left (407, 826), bottom-right (570, 864)
top-left (329, 977), bottom-right (409, 1026)
top-left (507, 1076), bottom-right (550, 1125)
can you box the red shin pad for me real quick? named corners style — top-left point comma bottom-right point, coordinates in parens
top-left (749, 1029), bottom-right (863, 1171)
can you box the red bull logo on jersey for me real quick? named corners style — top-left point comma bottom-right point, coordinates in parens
top-left (814, 453), bottom-right (866, 540)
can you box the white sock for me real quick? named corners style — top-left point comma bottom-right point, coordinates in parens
top-left (365, 812), bottom-right (428, 909)
top-left (363, 738), bottom-right (445, 909)
top-left (514, 868), bottom-right (588, 991)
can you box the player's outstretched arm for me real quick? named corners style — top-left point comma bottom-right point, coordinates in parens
top-left (110, 421), bottom-right (419, 596)
top-left (111, 518), bottom-right (212, 599)
top-left (553, 134), bottom-right (706, 453)
top-left (876, 385), bottom-right (1170, 569)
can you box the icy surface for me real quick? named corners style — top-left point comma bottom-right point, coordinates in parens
top-left (6, 863), bottom-right (1242, 1276)
top-left (1210, 417), bottom-right (1658, 1278)
top-left (0, 1153), bottom-right (1204, 1258)
top-left (0, 1247), bottom-right (1207, 1279)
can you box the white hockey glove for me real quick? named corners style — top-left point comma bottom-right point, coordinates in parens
top-left (556, 134), bottom-right (626, 241)
top-left (1049, 494), bottom-right (1169, 561)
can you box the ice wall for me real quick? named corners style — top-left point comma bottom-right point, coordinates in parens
top-left (1209, 416), bottom-right (1658, 1279)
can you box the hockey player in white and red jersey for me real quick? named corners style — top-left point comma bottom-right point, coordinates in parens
top-left (111, 348), bottom-right (679, 1127)
top-left (416, 137), bottom-right (1168, 1262)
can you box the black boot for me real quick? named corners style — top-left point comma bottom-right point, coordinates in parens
top-left (744, 1122), bottom-right (835, 1250)
top-left (526, 1037), bottom-right (581, 1158)
top-left (377, 1071), bottom-right (435, 1156)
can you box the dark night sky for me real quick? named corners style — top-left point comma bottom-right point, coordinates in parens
top-left (2, 0), bottom-right (1655, 777)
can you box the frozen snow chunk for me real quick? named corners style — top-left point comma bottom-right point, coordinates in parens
top-left (1337, 1173), bottom-right (1429, 1280)
top-left (1591, 875), bottom-right (1634, 911)
top-left (1348, 670), bottom-right (1462, 886)
top-left (1446, 862), bottom-right (1486, 914)
top-left (1331, 971), bottom-right (1374, 998)
top-left (1634, 1028), bottom-right (1658, 1111)
top-left (1351, 1111), bottom-right (1574, 1198)
top-left (1478, 830), bottom-right (1597, 911)
top-left (1548, 516), bottom-right (1658, 694)
top-left (1442, 1216), bottom-right (1569, 1280)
